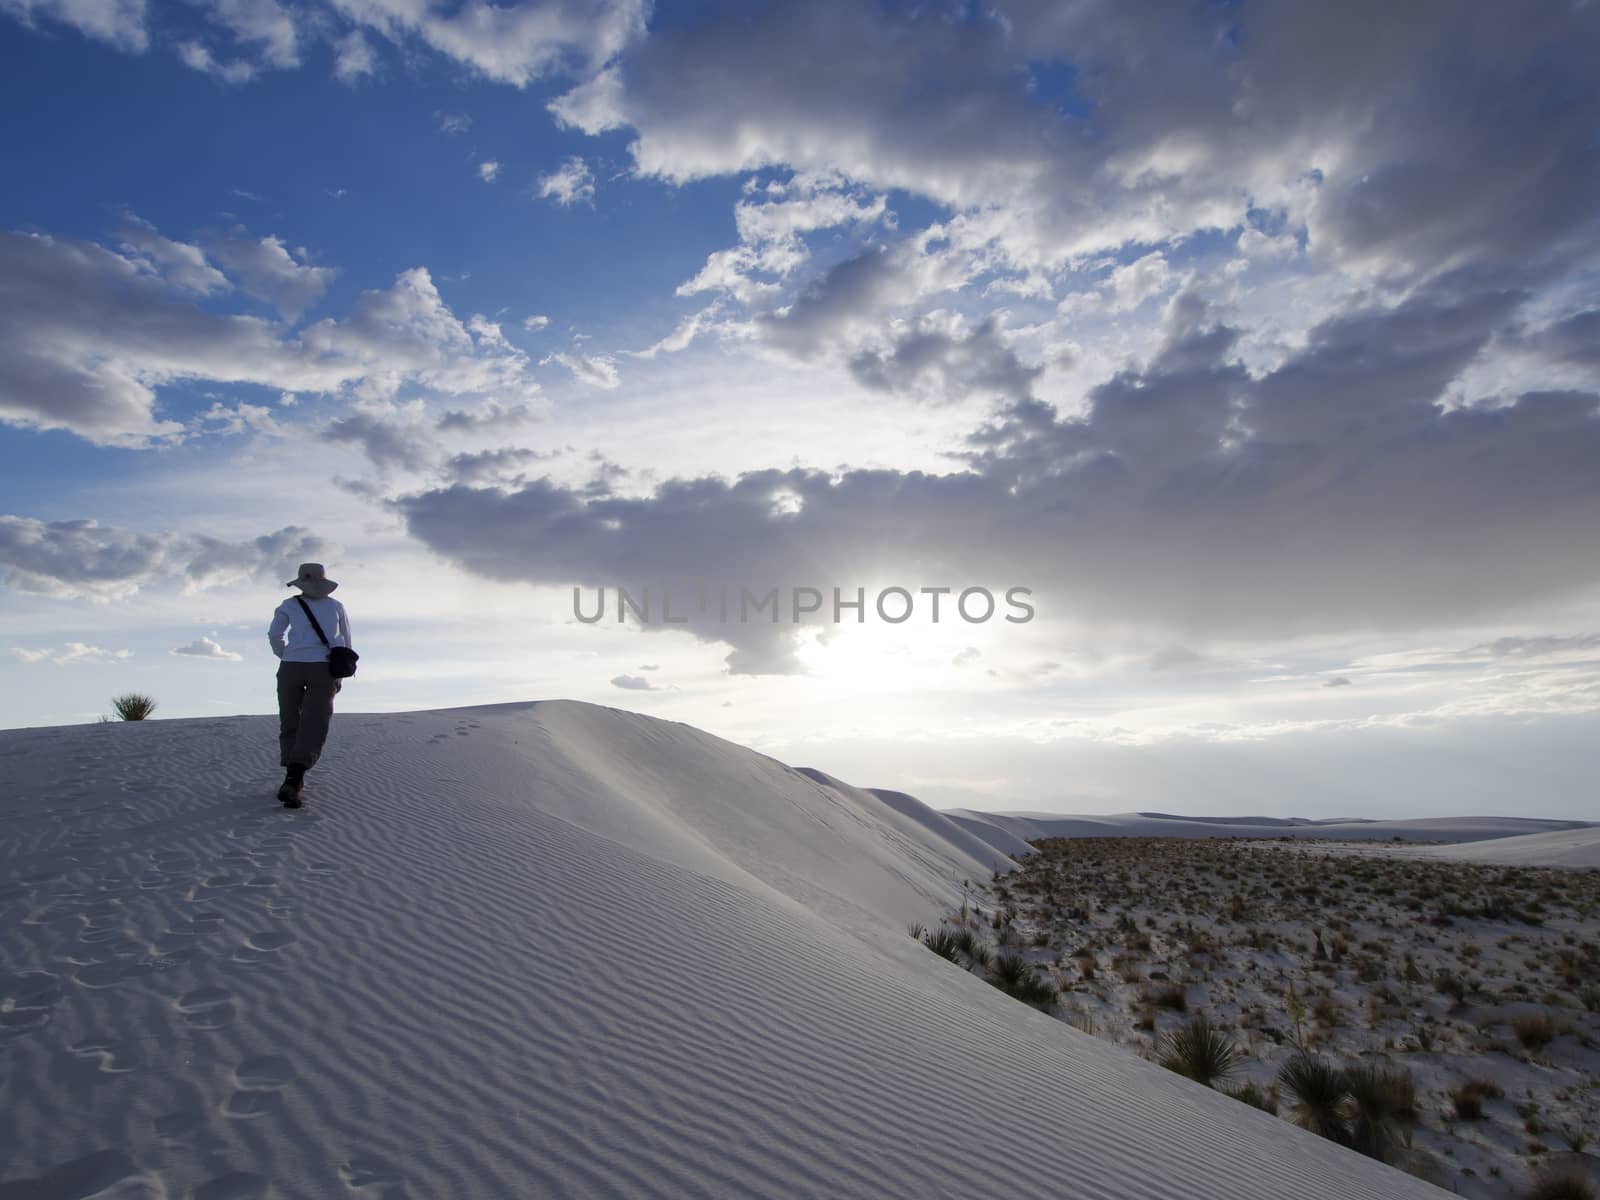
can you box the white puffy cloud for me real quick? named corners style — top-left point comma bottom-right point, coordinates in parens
top-left (332, 0), bottom-right (646, 87)
top-left (537, 156), bottom-right (594, 206)
top-left (204, 230), bottom-right (336, 319)
top-left (478, 160), bottom-right (500, 183)
top-left (333, 29), bottom-right (377, 82)
top-left (117, 218), bottom-right (230, 295)
top-left (8, 642), bottom-right (133, 665)
top-left (522, 314), bottom-right (550, 331)
top-left (0, 0), bottom-right (147, 51)
top-left (176, 39), bottom-right (257, 83)
top-left (0, 226), bottom-right (539, 446)
top-left (172, 636), bottom-right (242, 661)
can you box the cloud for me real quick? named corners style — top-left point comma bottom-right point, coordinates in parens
top-left (176, 39), bottom-right (257, 83)
top-left (172, 636), bottom-right (242, 661)
top-left (545, 350), bottom-right (618, 388)
top-left (0, 0), bottom-right (148, 51)
top-left (477, 160), bottom-right (500, 183)
top-left (541, 0), bottom-right (1600, 287)
top-left (434, 110), bottom-right (472, 135)
top-left (8, 642), bottom-right (132, 665)
top-left (0, 227), bottom-right (540, 446)
top-left (522, 314), bottom-right (550, 331)
top-left (322, 406), bottom-right (437, 474)
top-left (848, 317), bottom-right (1041, 406)
top-left (537, 156), bottom-right (595, 206)
top-left (610, 673), bottom-right (653, 690)
top-left (204, 230), bottom-right (336, 319)
top-left (0, 514), bottom-right (335, 599)
top-left (117, 218), bottom-right (230, 295)
top-left (395, 274), bottom-right (1600, 673)
top-left (445, 446), bottom-right (553, 486)
top-left (200, 0), bottom-right (299, 70)
top-left (334, 29), bottom-right (377, 83)
top-left (1323, 676), bottom-right (1353, 688)
top-left (336, 0), bottom-right (647, 88)
top-left (1468, 634), bottom-right (1600, 659)
top-left (435, 400), bottom-right (541, 433)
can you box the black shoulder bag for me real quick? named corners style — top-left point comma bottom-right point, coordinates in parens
top-left (296, 596), bottom-right (360, 678)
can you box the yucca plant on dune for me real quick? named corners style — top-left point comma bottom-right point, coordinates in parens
top-left (988, 952), bottom-right (1056, 1007)
top-left (110, 693), bottom-right (157, 721)
top-left (922, 925), bottom-right (962, 963)
top-left (1277, 1054), bottom-right (1352, 1145)
top-left (1157, 1014), bottom-right (1239, 1088)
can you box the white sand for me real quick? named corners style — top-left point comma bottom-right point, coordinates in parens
top-left (946, 809), bottom-right (1594, 856)
top-left (0, 700), bottom-right (1451, 1198)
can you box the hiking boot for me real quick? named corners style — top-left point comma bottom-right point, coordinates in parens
top-left (278, 764), bottom-right (306, 807)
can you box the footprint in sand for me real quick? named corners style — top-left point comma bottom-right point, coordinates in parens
top-left (174, 986), bottom-right (236, 1029)
top-left (70, 1038), bottom-right (140, 1074)
top-left (338, 1156), bottom-right (405, 1194)
top-left (221, 1055), bottom-right (292, 1119)
top-left (0, 969), bottom-right (64, 1036)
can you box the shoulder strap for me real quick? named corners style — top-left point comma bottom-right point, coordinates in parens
top-left (295, 595), bottom-right (331, 646)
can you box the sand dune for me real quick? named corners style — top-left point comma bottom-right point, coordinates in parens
top-left (945, 808), bottom-right (1592, 851)
top-left (1340, 824), bottom-right (1600, 869)
top-left (1, 700), bottom-right (1448, 1198)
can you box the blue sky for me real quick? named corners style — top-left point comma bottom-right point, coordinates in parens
top-left (2, 0), bottom-right (1598, 819)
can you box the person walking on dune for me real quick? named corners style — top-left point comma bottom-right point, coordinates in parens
top-left (268, 563), bottom-right (356, 808)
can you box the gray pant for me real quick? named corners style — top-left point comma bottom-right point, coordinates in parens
top-left (277, 660), bottom-right (341, 769)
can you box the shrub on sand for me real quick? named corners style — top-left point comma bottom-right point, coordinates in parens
top-left (111, 693), bottom-right (157, 721)
top-left (1277, 1054), bottom-right (1352, 1144)
top-left (1157, 1014), bottom-right (1239, 1088)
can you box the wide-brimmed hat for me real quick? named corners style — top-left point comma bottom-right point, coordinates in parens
top-left (287, 563), bottom-right (338, 598)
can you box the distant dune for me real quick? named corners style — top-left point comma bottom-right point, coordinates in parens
top-left (942, 808), bottom-right (1595, 860)
top-left (0, 701), bottom-right (1445, 1198)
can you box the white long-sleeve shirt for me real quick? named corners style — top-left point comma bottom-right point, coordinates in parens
top-left (268, 595), bottom-right (353, 663)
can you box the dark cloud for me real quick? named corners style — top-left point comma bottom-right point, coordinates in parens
top-left (322, 411), bottom-right (437, 474)
top-left (397, 280), bottom-right (1600, 672)
top-left (848, 319), bottom-right (1041, 405)
top-left (0, 515), bottom-right (334, 598)
top-left (1469, 634), bottom-right (1600, 659)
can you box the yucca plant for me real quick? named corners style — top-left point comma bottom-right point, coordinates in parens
top-left (1157, 1014), bottom-right (1239, 1087)
top-left (922, 925), bottom-right (962, 962)
top-left (111, 693), bottom-right (157, 721)
top-left (988, 952), bottom-right (1056, 1007)
top-left (1343, 1063), bottom-right (1417, 1163)
top-left (1277, 1054), bottom-right (1352, 1144)
top-left (1525, 1173), bottom-right (1596, 1200)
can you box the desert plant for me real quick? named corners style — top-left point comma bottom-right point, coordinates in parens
top-left (1449, 1077), bottom-right (1503, 1121)
top-left (1524, 1174), bottom-right (1596, 1200)
top-left (988, 953), bottom-right (1055, 1007)
top-left (1224, 1081), bottom-right (1277, 1113)
top-left (110, 693), bottom-right (157, 721)
top-left (1344, 1064), bottom-right (1418, 1163)
top-left (1157, 1014), bottom-right (1239, 1087)
top-left (1512, 1013), bottom-right (1557, 1050)
top-left (1278, 1054), bottom-right (1351, 1144)
top-left (922, 925), bottom-right (962, 962)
